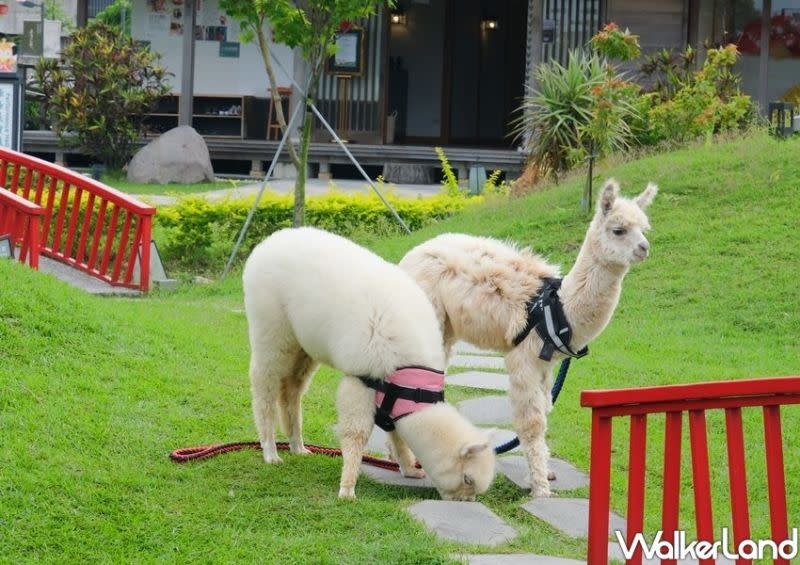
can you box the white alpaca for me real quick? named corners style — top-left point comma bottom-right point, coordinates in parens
top-left (399, 179), bottom-right (657, 497)
top-left (242, 227), bottom-right (495, 500)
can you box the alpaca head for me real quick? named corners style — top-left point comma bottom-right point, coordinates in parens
top-left (588, 179), bottom-right (658, 269)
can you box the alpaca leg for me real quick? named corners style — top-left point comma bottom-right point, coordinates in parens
top-left (278, 353), bottom-right (320, 455)
top-left (336, 375), bottom-right (375, 499)
top-left (509, 372), bottom-right (552, 497)
top-left (388, 431), bottom-right (425, 479)
top-left (250, 350), bottom-right (294, 464)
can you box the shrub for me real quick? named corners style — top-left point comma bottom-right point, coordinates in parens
top-left (156, 190), bottom-right (479, 272)
top-left (646, 45), bottom-right (753, 143)
top-left (513, 49), bottom-right (640, 181)
top-left (33, 20), bottom-right (169, 170)
top-left (590, 23), bottom-right (641, 61)
top-left (639, 45), bottom-right (696, 101)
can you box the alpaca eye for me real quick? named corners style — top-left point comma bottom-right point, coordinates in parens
top-left (612, 227), bottom-right (627, 236)
top-left (464, 474), bottom-right (474, 486)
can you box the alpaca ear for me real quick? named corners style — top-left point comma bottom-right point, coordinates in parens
top-left (635, 182), bottom-right (658, 210)
top-left (598, 179), bottom-right (619, 216)
top-left (460, 442), bottom-right (489, 458)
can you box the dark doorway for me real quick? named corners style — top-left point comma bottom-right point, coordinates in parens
top-left (387, 0), bottom-right (528, 146)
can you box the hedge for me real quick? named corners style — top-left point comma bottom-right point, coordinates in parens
top-left (155, 189), bottom-right (480, 272)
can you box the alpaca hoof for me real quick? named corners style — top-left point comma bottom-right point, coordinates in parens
top-left (548, 471), bottom-right (557, 481)
top-left (402, 468), bottom-right (426, 479)
top-left (338, 487), bottom-right (356, 499)
top-left (262, 452), bottom-right (284, 464)
top-left (290, 445), bottom-right (312, 456)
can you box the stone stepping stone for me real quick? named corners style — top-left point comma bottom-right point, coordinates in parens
top-left (607, 542), bottom-right (735, 564)
top-left (465, 554), bottom-right (584, 564)
top-left (366, 426), bottom-right (389, 455)
top-left (454, 341), bottom-right (501, 356)
top-left (447, 371), bottom-right (510, 391)
top-left (450, 354), bottom-right (507, 370)
top-left (360, 463), bottom-right (436, 489)
top-left (408, 500), bottom-right (518, 546)
top-left (497, 457), bottom-right (589, 491)
top-left (486, 428), bottom-right (521, 453)
top-left (458, 395), bottom-right (513, 425)
top-left (522, 497), bottom-right (626, 538)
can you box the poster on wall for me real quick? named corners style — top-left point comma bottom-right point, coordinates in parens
top-left (0, 72), bottom-right (23, 151)
top-left (327, 28), bottom-right (365, 76)
top-left (197, 1), bottom-right (233, 42)
top-left (0, 83), bottom-right (14, 148)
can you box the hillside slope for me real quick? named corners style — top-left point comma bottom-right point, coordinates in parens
top-left (1, 131), bottom-right (798, 562)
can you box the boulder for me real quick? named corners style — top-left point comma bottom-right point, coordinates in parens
top-left (127, 126), bottom-right (214, 184)
top-left (382, 162), bottom-right (435, 184)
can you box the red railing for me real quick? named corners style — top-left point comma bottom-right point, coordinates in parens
top-left (0, 186), bottom-right (44, 269)
top-left (581, 376), bottom-right (800, 565)
top-left (0, 148), bottom-right (155, 291)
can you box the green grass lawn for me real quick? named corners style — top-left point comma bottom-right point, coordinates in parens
top-left (101, 173), bottom-right (247, 196)
top-left (2, 131), bottom-right (799, 563)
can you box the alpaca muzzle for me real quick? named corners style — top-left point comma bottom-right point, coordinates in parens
top-left (358, 367), bottom-right (445, 431)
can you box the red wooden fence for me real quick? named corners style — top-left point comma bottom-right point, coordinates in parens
top-left (0, 148), bottom-right (156, 291)
top-left (0, 186), bottom-right (44, 269)
top-left (581, 376), bottom-right (800, 565)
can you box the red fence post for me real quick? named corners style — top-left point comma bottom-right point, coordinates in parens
top-left (587, 411), bottom-right (613, 565)
top-left (626, 413), bottom-right (647, 565)
top-left (661, 411), bottom-right (683, 565)
top-left (688, 409), bottom-right (715, 565)
top-left (763, 405), bottom-right (789, 565)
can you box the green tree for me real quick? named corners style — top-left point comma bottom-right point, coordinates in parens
top-left (33, 21), bottom-right (169, 170)
top-left (219, 0), bottom-right (391, 226)
top-left (94, 0), bottom-right (132, 35)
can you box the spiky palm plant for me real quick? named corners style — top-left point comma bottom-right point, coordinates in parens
top-left (513, 50), bottom-right (639, 181)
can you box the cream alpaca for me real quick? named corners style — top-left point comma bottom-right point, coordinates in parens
top-left (242, 227), bottom-right (495, 500)
top-left (399, 179), bottom-right (657, 497)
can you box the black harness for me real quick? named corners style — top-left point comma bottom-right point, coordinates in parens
top-left (512, 278), bottom-right (588, 362)
top-left (358, 369), bottom-right (445, 432)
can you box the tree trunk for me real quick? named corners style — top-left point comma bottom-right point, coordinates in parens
top-left (293, 105), bottom-right (314, 227)
top-left (291, 47), bottom-right (325, 227)
top-left (255, 26), bottom-right (301, 170)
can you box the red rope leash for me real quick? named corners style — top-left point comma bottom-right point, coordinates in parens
top-left (170, 441), bottom-right (408, 472)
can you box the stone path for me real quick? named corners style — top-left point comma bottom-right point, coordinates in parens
top-left (38, 255), bottom-right (142, 296)
top-left (359, 341), bottom-right (636, 563)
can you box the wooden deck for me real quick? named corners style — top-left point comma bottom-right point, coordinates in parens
top-left (22, 130), bottom-right (527, 177)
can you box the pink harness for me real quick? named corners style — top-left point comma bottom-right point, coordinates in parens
top-left (358, 366), bottom-right (445, 431)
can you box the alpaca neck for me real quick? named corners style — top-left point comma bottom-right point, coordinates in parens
top-left (560, 236), bottom-right (628, 350)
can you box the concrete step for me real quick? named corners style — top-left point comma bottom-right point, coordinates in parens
top-left (450, 354), bottom-right (507, 370)
top-left (447, 371), bottom-right (510, 391)
top-left (408, 500), bottom-right (518, 546)
top-left (496, 456), bottom-right (589, 492)
top-left (521, 497), bottom-right (626, 539)
top-left (458, 395), bottom-right (513, 425)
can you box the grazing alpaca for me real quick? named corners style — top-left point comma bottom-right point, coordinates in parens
top-left (399, 179), bottom-right (657, 497)
top-left (243, 227), bottom-right (495, 500)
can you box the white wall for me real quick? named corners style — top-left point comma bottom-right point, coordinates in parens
top-left (0, 0), bottom-right (76, 35)
top-left (131, 0), bottom-right (295, 96)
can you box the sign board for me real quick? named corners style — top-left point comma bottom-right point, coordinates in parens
top-left (219, 41), bottom-right (240, 58)
top-left (327, 28), bottom-right (366, 76)
top-left (20, 20), bottom-right (43, 57)
top-left (0, 235), bottom-right (13, 259)
top-left (0, 71), bottom-right (24, 151)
